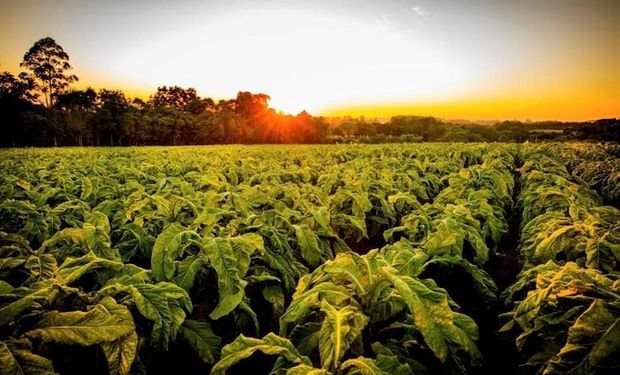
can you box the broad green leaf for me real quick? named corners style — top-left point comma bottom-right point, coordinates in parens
top-left (381, 241), bottom-right (428, 277)
top-left (211, 333), bottom-right (311, 375)
top-left (0, 281), bottom-right (13, 294)
top-left (262, 284), bottom-right (285, 319)
top-left (124, 198), bottom-right (150, 222)
top-left (0, 338), bottom-right (55, 375)
top-left (84, 211), bottom-right (110, 233)
top-left (25, 255), bottom-right (57, 283)
top-left (101, 331), bottom-right (138, 375)
top-left (80, 177), bottom-right (93, 200)
top-left (349, 193), bottom-right (372, 218)
top-left (511, 262), bottom-right (615, 330)
top-left (0, 297), bottom-right (35, 327)
top-left (40, 214), bottom-right (117, 260)
top-left (590, 318), bottom-right (620, 369)
top-left (294, 224), bottom-right (322, 267)
top-left (318, 301), bottom-right (368, 370)
top-left (380, 267), bottom-right (480, 362)
top-left (289, 322), bottom-right (322, 356)
top-left (98, 281), bottom-right (191, 350)
top-left (312, 207), bottom-right (332, 232)
top-left (230, 233), bottom-right (265, 255)
top-left (229, 233), bottom-right (264, 276)
top-left (115, 223), bottom-right (155, 260)
top-left (339, 215), bottom-right (368, 242)
top-left (236, 298), bottom-right (260, 336)
top-left (83, 223), bottom-right (116, 260)
top-left (340, 357), bottom-right (388, 375)
top-left (202, 237), bottom-right (247, 320)
top-left (26, 297), bottom-right (135, 346)
top-left (286, 364), bottom-right (330, 375)
top-left (373, 354), bottom-right (414, 375)
top-left (544, 300), bottom-right (620, 374)
top-left (38, 228), bottom-right (84, 252)
top-left (280, 282), bottom-right (353, 335)
top-left (151, 223), bottom-right (188, 282)
top-left (56, 253), bottom-right (124, 285)
top-left (0, 258), bottom-right (26, 272)
top-left (178, 320), bottom-right (221, 364)
top-left (174, 254), bottom-right (207, 291)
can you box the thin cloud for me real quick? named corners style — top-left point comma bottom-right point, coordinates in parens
top-left (376, 14), bottom-right (393, 31)
top-left (411, 6), bottom-right (426, 17)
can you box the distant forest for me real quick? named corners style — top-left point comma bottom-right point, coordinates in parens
top-left (1, 37), bottom-right (618, 147)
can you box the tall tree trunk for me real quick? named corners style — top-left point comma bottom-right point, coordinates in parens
top-left (47, 77), bottom-right (52, 108)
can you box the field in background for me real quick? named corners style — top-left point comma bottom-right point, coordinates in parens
top-left (1, 143), bottom-right (619, 375)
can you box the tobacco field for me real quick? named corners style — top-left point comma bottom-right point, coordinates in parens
top-left (0, 143), bottom-right (619, 375)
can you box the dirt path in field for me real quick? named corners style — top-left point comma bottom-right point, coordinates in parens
top-left (478, 158), bottom-right (523, 375)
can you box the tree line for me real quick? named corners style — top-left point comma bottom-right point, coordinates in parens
top-left (331, 116), bottom-right (620, 143)
top-left (1, 37), bottom-right (617, 147)
top-left (0, 37), bottom-right (328, 147)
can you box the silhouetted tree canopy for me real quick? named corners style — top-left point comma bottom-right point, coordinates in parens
top-left (150, 86), bottom-right (198, 111)
top-left (1, 37), bottom-right (617, 147)
top-left (20, 37), bottom-right (77, 107)
top-left (0, 72), bottom-right (38, 102)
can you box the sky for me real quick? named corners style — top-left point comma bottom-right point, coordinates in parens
top-left (0, 0), bottom-right (618, 121)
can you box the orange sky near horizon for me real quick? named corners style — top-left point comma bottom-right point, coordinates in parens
top-left (0, 0), bottom-right (618, 121)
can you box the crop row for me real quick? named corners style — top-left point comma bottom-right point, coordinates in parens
top-left (0, 144), bottom-right (513, 375)
top-left (0, 144), bottom-right (617, 375)
top-left (563, 143), bottom-right (620, 206)
top-left (500, 145), bottom-right (620, 374)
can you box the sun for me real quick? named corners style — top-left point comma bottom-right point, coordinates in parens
top-left (109, 8), bottom-right (470, 115)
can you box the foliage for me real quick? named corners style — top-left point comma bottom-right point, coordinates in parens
top-left (0, 143), bottom-right (618, 374)
top-left (499, 144), bottom-right (620, 375)
top-left (20, 37), bottom-right (78, 108)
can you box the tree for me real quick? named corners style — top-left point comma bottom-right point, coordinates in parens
top-left (55, 88), bottom-right (97, 145)
top-left (149, 86), bottom-right (198, 111)
top-left (0, 71), bottom-right (43, 146)
top-left (90, 90), bottom-right (130, 145)
top-left (0, 71), bottom-right (37, 102)
top-left (234, 91), bottom-right (270, 118)
top-left (187, 97), bottom-right (215, 115)
top-left (20, 37), bottom-right (78, 107)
